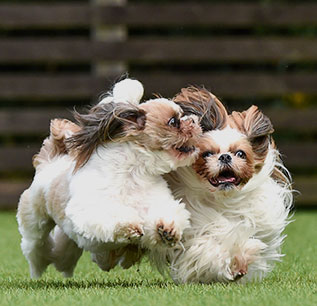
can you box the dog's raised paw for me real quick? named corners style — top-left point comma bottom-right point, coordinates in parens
top-left (156, 220), bottom-right (180, 247)
top-left (127, 224), bottom-right (144, 240)
top-left (115, 223), bottom-right (144, 243)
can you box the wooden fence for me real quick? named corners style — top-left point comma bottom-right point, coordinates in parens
top-left (1, 1), bottom-right (317, 209)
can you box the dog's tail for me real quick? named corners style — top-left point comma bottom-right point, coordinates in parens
top-left (33, 119), bottom-right (80, 170)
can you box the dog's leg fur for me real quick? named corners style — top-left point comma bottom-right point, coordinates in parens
top-left (141, 186), bottom-right (190, 250)
top-left (17, 189), bottom-right (55, 279)
top-left (91, 245), bottom-right (143, 271)
top-left (50, 226), bottom-right (83, 277)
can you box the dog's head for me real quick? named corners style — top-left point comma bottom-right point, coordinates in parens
top-left (66, 81), bottom-right (202, 170)
top-left (193, 105), bottom-right (274, 192)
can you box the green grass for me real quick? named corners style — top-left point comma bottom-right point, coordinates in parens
top-left (0, 211), bottom-right (316, 306)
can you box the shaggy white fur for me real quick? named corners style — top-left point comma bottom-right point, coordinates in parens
top-left (163, 144), bottom-right (293, 283)
top-left (17, 79), bottom-right (201, 279)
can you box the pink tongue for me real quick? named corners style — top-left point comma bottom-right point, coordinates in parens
top-left (218, 176), bottom-right (236, 183)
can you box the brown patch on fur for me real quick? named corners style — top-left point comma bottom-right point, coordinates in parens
top-left (33, 119), bottom-right (80, 170)
top-left (173, 86), bottom-right (228, 132)
top-left (193, 136), bottom-right (220, 179)
top-left (66, 102), bottom-right (146, 171)
top-left (50, 119), bottom-right (80, 154)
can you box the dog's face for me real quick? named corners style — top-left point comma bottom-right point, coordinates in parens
top-left (137, 98), bottom-right (202, 161)
top-left (193, 106), bottom-right (274, 192)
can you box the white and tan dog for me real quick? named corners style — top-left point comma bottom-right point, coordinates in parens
top-left (17, 79), bottom-right (202, 279)
top-left (160, 87), bottom-right (293, 283)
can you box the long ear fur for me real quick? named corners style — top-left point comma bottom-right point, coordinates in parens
top-left (242, 105), bottom-right (274, 163)
top-left (66, 102), bottom-right (146, 170)
top-left (173, 86), bottom-right (227, 132)
top-left (33, 119), bottom-right (80, 169)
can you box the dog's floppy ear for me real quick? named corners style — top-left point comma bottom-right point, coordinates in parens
top-left (243, 105), bottom-right (274, 161)
top-left (173, 86), bottom-right (227, 132)
top-left (67, 102), bottom-right (146, 170)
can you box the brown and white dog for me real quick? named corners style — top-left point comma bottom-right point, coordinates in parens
top-left (16, 79), bottom-right (202, 279)
top-left (160, 87), bottom-right (293, 283)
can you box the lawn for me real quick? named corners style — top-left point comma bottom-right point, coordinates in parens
top-left (0, 211), bottom-right (316, 306)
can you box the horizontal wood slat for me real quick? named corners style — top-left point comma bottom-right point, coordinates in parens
top-left (2, 38), bottom-right (317, 63)
top-left (1, 73), bottom-right (317, 99)
top-left (0, 39), bottom-right (90, 62)
top-left (0, 108), bottom-right (316, 134)
top-left (264, 109), bottom-right (317, 132)
top-left (0, 181), bottom-right (30, 210)
top-left (293, 178), bottom-right (317, 206)
top-left (135, 72), bottom-right (317, 98)
top-left (0, 4), bottom-right (90, 28)
top-left (0, 143), bottom-right (315, 173)
top-left (278, 143), bottom-right (317, 168)
top-left (96, 3), bottom-right (317, 27)
top-left (96, 38), bottom-right (317, 63)
top-left (0, 108), bottom-right (72, 134)
top-left (0, 146), bottom-right (38, 172)
top-left (0, 176), bottom-right (315, 209)
top-left (0, 74), bottom-right (100, 99)
top-left (2, 3), bottom-right (317, 29)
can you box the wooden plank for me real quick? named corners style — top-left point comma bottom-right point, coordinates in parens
top-left (0, 146), bottom-right (38, 172)
top-left (0, 142), bottom-right (316, 173)
top-left (133, 72), bottom-right (317, 98)
top-left (0, 39), bottom-right (90, 63)
top-left (0, 108), bottom-right (72, 134)
top-left (0, 74), bottom-right (100, 99)
top-left (0, 181), bottom-right (30, 210)
top-left (1, 3), bottom-right (317, 29)
top-left (95, 38), bottom-right (317, 63)
top-left (0, 108), bottom-right (316, 134)
top-left (294, 177), bottom-right (317, 206)
top-left (3, 38), bottom-right (317, 63)
top-left (0, 4), bottom-right (90, 28)
top-left (96, 3), bottom-right (317, 26)
top-left (263, 109), bottom-right (317, 132)
top-left (1, 73), bottom-right (317, 99)
top-left (278, 143), bottom-right (317, 169)
top-left (0, 176), bottom-right (316, 210)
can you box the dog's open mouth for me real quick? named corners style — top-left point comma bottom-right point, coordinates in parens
top-left (209, 170), bottom-right (241, 187)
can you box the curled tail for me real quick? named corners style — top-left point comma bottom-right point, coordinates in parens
top-left (33, 119), bottom-right (80, 170)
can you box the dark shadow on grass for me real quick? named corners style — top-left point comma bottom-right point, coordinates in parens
top-left (1, 279), bottom-right (172, 290)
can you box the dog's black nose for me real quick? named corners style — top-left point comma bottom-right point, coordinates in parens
top-left (219, 154), bottom-right (232, 164)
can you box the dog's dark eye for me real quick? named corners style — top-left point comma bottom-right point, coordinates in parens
top-left (168, 116), bottom-right (180, 128)
top-left (202, 151), bottom-right (214, 158)
top-left (235, 150), bottom-right (246, 159)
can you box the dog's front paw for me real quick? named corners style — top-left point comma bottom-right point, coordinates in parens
top-left (230, 239), bottom-right (266, 281)
top-left (156, 220), bottom-right (180, 247)
top-left (230, 255), bottom-right (248, 280)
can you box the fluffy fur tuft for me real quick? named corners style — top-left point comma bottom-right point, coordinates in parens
top-left (99, 78), bottom-right (144, 105)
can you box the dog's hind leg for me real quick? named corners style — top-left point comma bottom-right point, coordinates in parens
top-left (17, 189), bottom-right (55, 279)
top-left (50, 226), bottom-right (83, 277)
